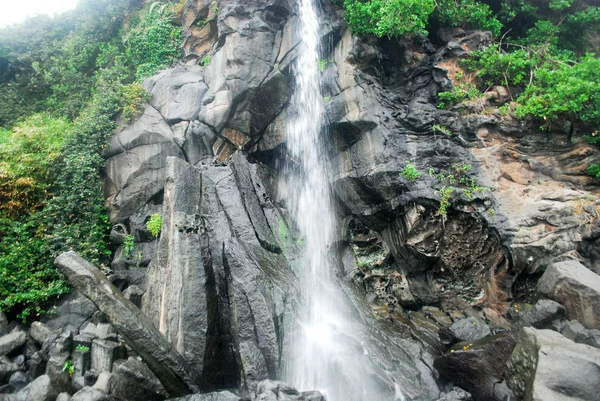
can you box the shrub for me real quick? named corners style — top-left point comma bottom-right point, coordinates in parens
top-left (588, 164), bottom-right (600, 178)
top-left (120, 83), bottom-right (151, 123)
top-left (146, 213), bottom-right (163, 237)
top-left (400, 163), bottom-right (421, 181)
top-left (123, 234), bottom-right (135, 258)
top-left (201, 55), bottom-right (211, 69)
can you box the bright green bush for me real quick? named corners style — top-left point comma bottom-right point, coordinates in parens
top-left (146, 213), bottom-right (163, 237)
top-left (400, 163), bottom-right (421, 181)
top-left (434, 0), bottom-right (502, 36)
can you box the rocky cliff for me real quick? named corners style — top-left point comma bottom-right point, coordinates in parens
top-left (1, 0), bottom-right (599, 400)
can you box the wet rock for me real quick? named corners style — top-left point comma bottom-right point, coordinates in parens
top-left (122, 286), bottom-right (144, 308)
top-left (558, 320), bottom-right (600, 349)
top-left (254, 380), bottom-right (325, 401)
top-left (506, 328), bottom-right (600, 401)
top-left (516, 299), bottom-right (565, 329)
top-left (435, 387), bottom-right (472, 401)
top-left (55, 251), bottom-right (199, 396)
top-left (0, 329), bottom-right (27, 356)
top-left (12, 374), bottom-right (59, 401)
top-left (170, 391), bottom-right (240, 401)
top-left (538, 260), bottom-right (600, 329)
top-left (439, 317), bottom-right (491, 345)
top-left (434, 333), bottom-right (516, 401)
top-left (56, 393), bottom-right (71, 401)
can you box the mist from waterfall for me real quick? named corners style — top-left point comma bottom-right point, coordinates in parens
top-left (283, 1), bottom-right (396, 400)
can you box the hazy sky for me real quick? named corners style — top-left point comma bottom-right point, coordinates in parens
top-left (0, 0), bottom-right (79, 28)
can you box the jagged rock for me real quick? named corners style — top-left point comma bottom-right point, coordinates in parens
top-left (145, 66), bottom-right (208, 124)
top-left (254, 380), bottom-right (325, 401)
top-left (558, 320), bottom-right (600, 349)
top-left (8, 372), bottom-right (28, 392)
top-left (435, 387), bottom-right (473, 401)
top-left (0, 330), bottom-right (27, 356)
top-left (170, 391), bottom-right (240, 401)
top-left (94, 325), bottom-right (117, 342)
top-left (514, 299), bottom-right (565, 329)
top-left (434, 334), bottom-right (516, 401)
top-left (108, 357), bottom-right (167, 401)
top-left (122, 286), bottom-right (144, 308)
top-left (72, 346), bottom-right (92, 390)
top-left (27, 352), bottom-right (45, 379)
top-left (439, 317), bottom-right (491, 345)
top-left (70, 386), bottom-right (108, 401)
top-left (0, 356), bottom-right (20, 385)
top-left (0, 313), bottom-right (8, 336)
top-left (28, 323), bottom-right (53, 346)
top-left (92, 372), bottom-right (111, 393)
top-left (12, 375), bottom-right (59, 401)
top-left (506, 328), bottom-right (600, 401)
top-left (538, 260), bottom-right (600, 330)
top-left (42, 291), bottom-right (96, 333)
top-left (54, 251), bottom-right (199, 397)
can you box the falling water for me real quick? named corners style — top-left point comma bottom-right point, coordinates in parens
top-left (283, 1), bottom-right (391, 400)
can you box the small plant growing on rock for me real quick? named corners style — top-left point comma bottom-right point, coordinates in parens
top-left (63, 360), bottom-right (74, 377)
top-left (400, 163), bottom-right (421, 181)
top-left (432, 124), bottom-right (452, 138)
top-left (123, 234), bottom-right (135, 258)
top-left (435, 186), bottom-right (455, 216)
top-left (201, 55), bottom-right (211, 69)
top-left (75, 344), bottom-right (90, 352)
top-left (146, 213), bottom-right (163, 237)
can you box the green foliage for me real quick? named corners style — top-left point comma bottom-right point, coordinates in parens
top-left (63, 360), bottom-right (74, 376)
top-left (201, 55), bottom-right (211, 69)
top-left (430, 164), bottom-right (487, 216)
top-left (123, 234), bottom-right (135, 258)
top-left (146, 213), bottom-right (163, 237)
top-left (400, 163), bottom-right (421, 181)
top-left (0, 215), bottom-right (69, 321)
top-left (434, 0), bottom-right (502, 37)
top-left (515, 54), bottom-right (600, 126)
top-left (432, 124), bottom-right (452, 137)
top-left (0, 114), bottom-right (71, 217)
top-left (120, 83), bottom-right (151, 123)
top-left (461, 47), bottom-right (535, 87)
top-left (342, 0), bottom-right (436, 36)
top-left (76, 344), bottom-right (90, 352)
top-left (438, 83), bottom-right (481, 108)
top-left (588, 164), bottom-right (600, 178)
top-left (124, 6), bottom-right (182, 80)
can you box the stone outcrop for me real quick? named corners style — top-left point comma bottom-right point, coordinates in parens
top-left (506, 328), bottom-right (600, 401)
top-left (54, 251), bottom-right (198, 397)
top-left (538, 260), bottom-right (600, 329)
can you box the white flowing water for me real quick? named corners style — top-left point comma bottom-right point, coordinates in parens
top-left (284, 1), bottom-right (396, 400)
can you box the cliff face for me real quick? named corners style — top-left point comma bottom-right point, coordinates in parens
top-left (97, 0), bottom-right (600, 400)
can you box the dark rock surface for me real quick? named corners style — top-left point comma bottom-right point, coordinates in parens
top-left (54, 251), bottom-right (198, 397)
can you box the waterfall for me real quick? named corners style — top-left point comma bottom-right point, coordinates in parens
top-left (284, 1), bottom-right (393, 400)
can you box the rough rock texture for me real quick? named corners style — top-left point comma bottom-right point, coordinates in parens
top-left (54, 251), bottom-right (198, 397)
top-left (254, 380), bottom-right (325, 401)
top-left (538, 260), bottom-right (600, 329)
top-left (506, 328), bottom-right (600, 401)
top-left (0, 330), bottom-right (27, 356)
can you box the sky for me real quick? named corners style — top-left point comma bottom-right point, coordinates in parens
top-left (0, 0), bottom-right (79, 28)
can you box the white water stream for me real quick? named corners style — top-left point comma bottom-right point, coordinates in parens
top-left (283, 1), bottom-right (401, 400)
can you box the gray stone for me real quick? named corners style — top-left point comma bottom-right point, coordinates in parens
top-left (92, 372), bottom-right (111, 393)
top-left (28, 323), bottom-right (53, 346)
top-left (13, 375), bottom-right (58, 401)
top-left (170, 391), bottom-right (240, 401)
top-left (108, 357), bottom-right (167, 401)
top-left (8, 372), bottom-right (28, 392)
top-left (42, 291), bottom-right (96, 333)
top-left (506, 328), bottom-right (600, 401)
top-left (91, 339), bottom-right (124, 373)
top-left (27, 352), bottom-right (45, 379)
top-left (439, 317), bottom-right (491, 345)
top-left (0, 330), bottom-right (27, 356)
top-left (94, 324), bottom-right (117, 342)
top-left (54, 251), bottom-right (198, 396)
top-left (56, 393), bottom-right (71, 401)
top-left (0, 356), bottom-right (20, 385)
top-left (72, 347), bottom-right (91, 390)
top-left (538, 260), bottom-right (600, 329)
top-left (515, 299), bottom-right (565, 329)
top-left (122, 286), bottom-right (144, 308)
top-left (0, 313), bottom-right (8, 336)
top-left (254, 380), bottom-right (325, 401)
top-left (70, 387), bottom-right (108, 401)
top-left (559, 320), bottom-right (600, 349)
top-left (435, 387), bottom-right (473, 401)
